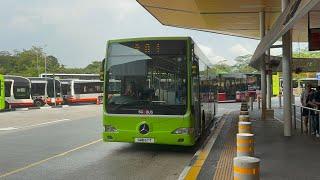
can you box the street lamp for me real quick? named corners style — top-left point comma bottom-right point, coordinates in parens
top-left (43, 45), bottom-right (50, 107)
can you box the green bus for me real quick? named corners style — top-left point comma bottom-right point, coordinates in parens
top-left (102, 37), bottom-right (217, 146)
top-left (0, 74), bottom-right (4, 110)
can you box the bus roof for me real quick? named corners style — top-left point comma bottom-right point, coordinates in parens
top-left (28, 77), bottom-right (61, 83)
top-left (40, 73), bottom-right (100, 80)
top-left (107, 36), bottom-right (190, 44)
top-left (4, 75), bottom-right (31, 86)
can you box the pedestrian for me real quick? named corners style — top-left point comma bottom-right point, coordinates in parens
top-left (301, 84), bottom-right (314, 133)
top-left (311, 86), bottom-right (320, 137)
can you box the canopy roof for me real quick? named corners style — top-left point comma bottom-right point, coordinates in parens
top-left (137, 0), bottom-right (320, 69)
top-left (137, 0), bottom-right (320, 42)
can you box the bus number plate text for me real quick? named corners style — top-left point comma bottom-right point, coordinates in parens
top-left (134, 138), bottom-right (155, 143)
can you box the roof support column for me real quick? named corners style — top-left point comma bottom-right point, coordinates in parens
top-left (282, 0), bottom-right (293, 136)
top-left (260, 11), bottom-right (267, 120)
top-left (267, 49), bottom-right (272, 109)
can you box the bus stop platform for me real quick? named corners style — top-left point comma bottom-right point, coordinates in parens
top-left (192, 109), bottom-right (320, 180)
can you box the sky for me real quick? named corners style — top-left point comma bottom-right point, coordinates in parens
top-left (0, 0), bottom-right (289, 68)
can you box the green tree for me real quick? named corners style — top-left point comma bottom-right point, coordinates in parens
top-left (83, 61), bottom-right (101, 73)
top-left (232, 54), bottom-right (257, 73)
top-left (208, 60), bottom-right (233, 75)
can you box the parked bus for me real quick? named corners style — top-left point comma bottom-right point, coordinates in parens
top-left (215, 74), bottom-right (247, 102)
top-left (210, 73), bottom-right (261, 102)
top-left (61, 79), bottom-right (103, 104)
top-left (28, 77), bottom-right (63, 107)
top-left (0, 75), bottom-right (5, 110)
top-left (40, 73), bottom-right (100, 80)
top-left (4, 75), bottom-right (34, 109)
top-left (278, 77), bottom-right (318, 97)
top-left (102, 37), bottom-right (217, 146)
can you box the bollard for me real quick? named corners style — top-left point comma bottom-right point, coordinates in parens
top-left (96, 98), bottom-right (100, 105)
top-left (234, 156), bottom-right (260, 180)
top-left (240, 111), bottom-right (249, 115)
top-left (279, 94), bottom-right (282, 108)
top-left (238, 122), bottom-right (252, 133)
top-left (239, 115), bottom-right (250, 122)
top-left (237, 133), bottom-right (254, 157)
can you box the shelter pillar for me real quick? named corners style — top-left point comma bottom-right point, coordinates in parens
top-left (259, 11), bottom-right (267, 121)
top-left (282, 0), bottom-right (292, 136)
top-left (266, 49), bottom-right (272, 109)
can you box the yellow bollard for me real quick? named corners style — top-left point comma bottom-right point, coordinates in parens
top-left (240, 111), bottom-right (249, 115)
top-left (239, 115), bottom-right (250, 122)
top-left (237, 133), bottom-right (254, 157)
top-left (238, 122), bottom-right (252, 134)
top-left (234, 156), bottom-right (260, 180)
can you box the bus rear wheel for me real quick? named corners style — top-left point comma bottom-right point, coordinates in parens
top-left (34, 100), bottom-right (44, 107)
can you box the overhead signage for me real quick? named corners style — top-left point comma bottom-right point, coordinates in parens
top-left (308, 12), bottom-right (320, 51)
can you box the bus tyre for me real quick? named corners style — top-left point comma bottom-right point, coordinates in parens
top-left (34, 100), bottom-right (44, 107)
top-left (5, 101), bottom-right (10, 110)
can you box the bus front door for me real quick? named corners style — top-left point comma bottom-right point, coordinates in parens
top-left (0, 76), bottom-right (4, 110)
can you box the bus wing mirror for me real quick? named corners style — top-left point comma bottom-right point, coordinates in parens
top-left (100, 59), bottom-right (105, 81)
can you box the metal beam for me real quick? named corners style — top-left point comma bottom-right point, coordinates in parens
top-left (270, 44), bottom-right (283, 48)
top-left (250, 0), bottom-right (320, 69)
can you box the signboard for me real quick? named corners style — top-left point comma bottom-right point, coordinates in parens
top-left (308, 28), bottom-right (320, 51)
top-left (272, 73), bottom-right (280, 96)
top-left (308, 12), bottom-right (320, 51)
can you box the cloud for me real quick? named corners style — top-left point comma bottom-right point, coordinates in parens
top-left (0, 0), bottom-right (259, 68)
top-left (8, 15), bottom-right (40, 31)
top-left (198, 44), bottom-right (234, 65)
top-left (230, 44), bottom-right (251, 56)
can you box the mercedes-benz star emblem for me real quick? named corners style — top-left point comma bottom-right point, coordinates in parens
top-left (139, 124), bottom-right (149, 134)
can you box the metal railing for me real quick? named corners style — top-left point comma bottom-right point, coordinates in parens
top-left (292, 104), bottom-right (320, 135)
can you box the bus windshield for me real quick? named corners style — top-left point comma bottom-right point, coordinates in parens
top-left (106, 40), bottom-right (187, 115)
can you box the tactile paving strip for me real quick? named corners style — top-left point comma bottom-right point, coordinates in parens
top-left (212, 113), bottom-right (237, 180)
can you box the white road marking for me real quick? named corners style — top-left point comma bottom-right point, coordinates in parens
top-left (0, 119), bottom-right (71, 131)
top-left (21, 119), bottom-right (71, 129)
top-left (0, 127), bottom-right (18, 131)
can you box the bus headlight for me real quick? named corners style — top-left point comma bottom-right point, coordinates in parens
top-left (172, 128), bottom-right (194, 135)
top-left (104, 125), bottom-right (118, 132)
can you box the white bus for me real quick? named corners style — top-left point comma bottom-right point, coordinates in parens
top-left (60, 79), bottom-right (103, 104)
top-left (4, 75), bottom-right (34, 109)
top-left (28, 77), bottom-right (64, 107)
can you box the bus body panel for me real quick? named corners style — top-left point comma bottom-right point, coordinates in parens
top-left (63, 80), bottom-right (103, 104)
top-left (103, 37), bottom-right (216, 146)
top-left (0, 75), bottom-right (5, 110)
top-left (103, 113), bottom-right (195, 146)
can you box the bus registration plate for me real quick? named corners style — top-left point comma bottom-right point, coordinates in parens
top-left (134, 138), bottom-right (155, 143)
